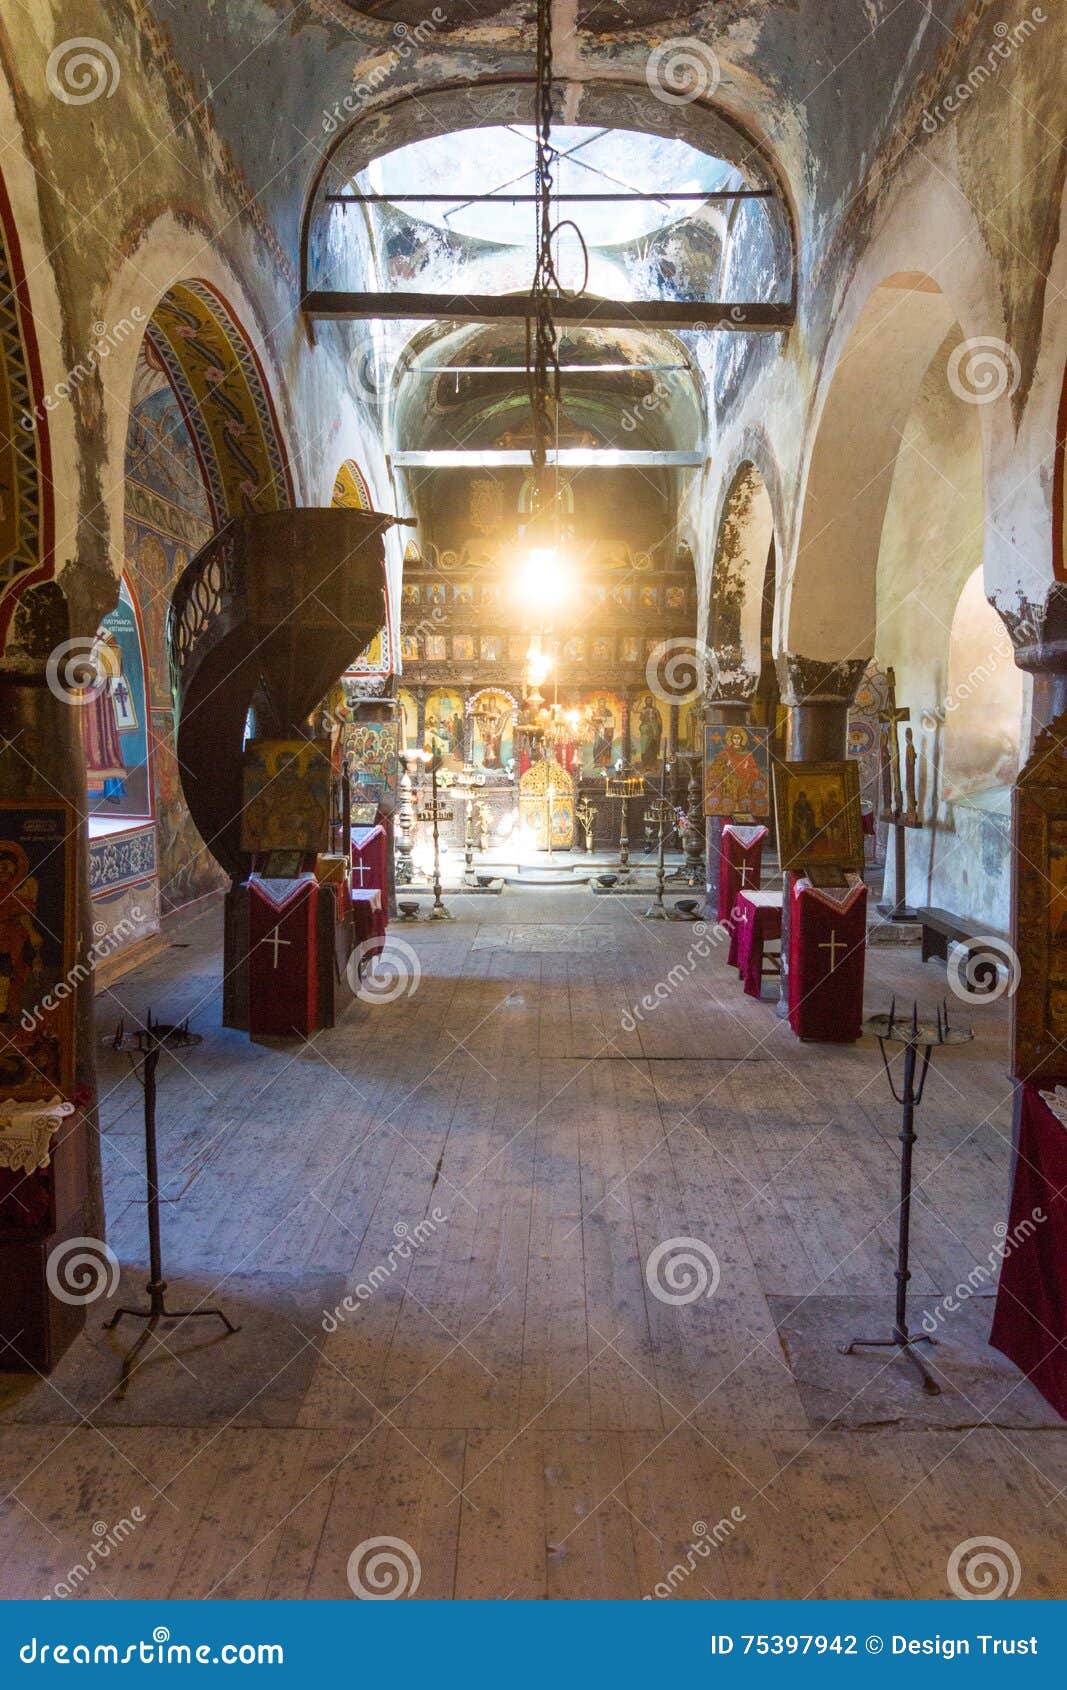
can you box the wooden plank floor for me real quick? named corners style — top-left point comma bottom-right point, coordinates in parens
top-left (2, 889), bottom-right (1065, 1601)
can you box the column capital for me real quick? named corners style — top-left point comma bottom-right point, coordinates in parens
top-left (999, 586), bottom-right (1067, 739)
top-left (774, 652), bottom-right (869, 710)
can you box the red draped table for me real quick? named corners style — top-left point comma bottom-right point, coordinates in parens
top-left (247, 874), bottom-right (323, 1038)
top-left (350, 887), bottom-right (384, 951)
top-left (990, 1083), bottom-right (1067, 1421)
top-left (787, 875), bottom-right (868, 1042)
top-left (717, 824), bottom-right (768, 927)
top-left (728, 889), bottom-right (783, 999)
top-left (351, 823), bottom-right (389, 956)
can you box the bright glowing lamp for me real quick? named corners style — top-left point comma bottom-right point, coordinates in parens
top-left (518, 546), bottom-right (570, 612)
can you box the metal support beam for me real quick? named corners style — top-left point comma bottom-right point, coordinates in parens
top-left (326, 190), bottom-right (774, 205)
top-left (405, 363), bottom-right (691, 376)
top-left (303, 292), bottom-right (793, 331)
top-left (392, 449), bottom-right (703, 469)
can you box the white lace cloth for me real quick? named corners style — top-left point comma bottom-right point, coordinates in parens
top-left (0, 1096), bottom-right (75, 1176)
top-left (1039, 1087), bottom-right (1067, 1130)
top-left (723, 824), bottom-right (768, 849)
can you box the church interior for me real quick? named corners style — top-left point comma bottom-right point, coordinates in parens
top-left (2, 0), bottom-right (1067, 1604)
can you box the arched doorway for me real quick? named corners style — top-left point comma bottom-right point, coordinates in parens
top-left (104, 279), bottom-right (295, 966)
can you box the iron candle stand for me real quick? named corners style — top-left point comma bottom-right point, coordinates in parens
top-left (644, 749), bottom-right (674, 920)
top-left (840, 999), bottom-right (972, 1394)
top-left (425, 751), bottom-right (453, 920)
top-left (105, 1013), bottom-right (239, 1396)
top-left (604, 767), bottom-right (641, 882)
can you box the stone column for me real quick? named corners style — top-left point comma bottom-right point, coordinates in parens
top-left (774, 655), bottom-right (869, 1016)
top-left (0, 585), bottom-right (103, 1372)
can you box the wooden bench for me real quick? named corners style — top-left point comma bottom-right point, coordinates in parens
top-left (916, 905), bottom-right (1010, 994)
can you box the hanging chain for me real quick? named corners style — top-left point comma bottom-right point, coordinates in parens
top-left (527, 0), bottom-right (588, 526)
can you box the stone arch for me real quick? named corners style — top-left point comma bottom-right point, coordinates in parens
top-left (708, 461), bottom-right (776, 695)
top-left (301, 79), bottom-right (795, 305)
top-left (144, 280), bottom-right (294, 527)
top-left (783, 272), bottom-right (968, 668)
top-left (96, 213), bottom-right (302, 571)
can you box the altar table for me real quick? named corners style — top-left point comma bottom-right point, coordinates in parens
top-left (728, 888), bottom-right (783, 999)
top-left (350, 887), bottom-right (385, 954)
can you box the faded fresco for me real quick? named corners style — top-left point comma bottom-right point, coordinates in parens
top-left (121, 339), bottom-right (224, 917)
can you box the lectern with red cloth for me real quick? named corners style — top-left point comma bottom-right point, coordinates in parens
top-left (787, 875), bottom-right (867, 1042)
top-left (990, 1084), bottom-right (1067, 1421)
top-left (717, 824), bottom-right (768, 925)
top-left (247, 874), bottom-right (323, 1038)
top-left (728, 889), bottom-right (783, 999)
top-left (350, 823), bottom-right (388, 958)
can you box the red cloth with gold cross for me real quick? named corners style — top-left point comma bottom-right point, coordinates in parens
top-left (787, 875), bottom-right (867, 1042)
top-left (247, 874), bottom-right (321, 1037)
top-left (718, 824), bottom-right (767, 925)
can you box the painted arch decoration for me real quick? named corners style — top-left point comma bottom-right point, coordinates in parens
top-left (0, 171), bottom-right (54, 646)
top-left (333, 456), bottom-right (392, 675)
top-left (145, 280), bottom-right (293, 526)
top-left (333, 458), bottom-right (373, 511)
